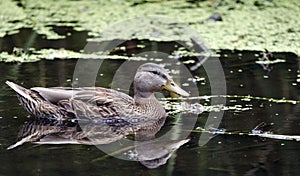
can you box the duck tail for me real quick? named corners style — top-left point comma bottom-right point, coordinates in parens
top-left (6, 81), bottom-right (66, 120)
top-left (6, 81), bottom-right (36, 103)
top-left (6, 81), bottom-right (45, 117)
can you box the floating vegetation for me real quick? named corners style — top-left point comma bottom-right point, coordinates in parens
top-left (164, 102), bottom-right (252, 115)
top-left (169, 47), bottom-right (218, 59)
top-left (232, 95), bottom-right (298, 104)
top-left (160, 94), bottom-right (299, 115)
top-left (199, 95), bottom-right (298, 104)
top-left (0, 48), bottom-right (149, 62)
top-left (161, 95), bottom-right (299, 105)
top-left (0, 0), bottom-right (300, 58)
top-left (0, 49), bottom-right (83, 62)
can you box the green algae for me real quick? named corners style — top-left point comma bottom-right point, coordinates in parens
top-left (0, 48), bottom-right (149, 62)
top-left (0, 0), bottom-right (300, 63)
top-left (160, 94), bottom-right (299, 115)
top-left (0, 49), bottom-right (83, 62)
top-left (161, 95), bottom-right (299, 105)
top-left (0, 1), bottom-right (27, 37)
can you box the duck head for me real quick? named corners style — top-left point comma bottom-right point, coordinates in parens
top-left (134, 63), bottom-right (189, 99)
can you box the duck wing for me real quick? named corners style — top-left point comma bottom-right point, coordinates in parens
top-left (6, 81), bottom-right (135, 121)
top-left (32, 86), bottom-right (135, 120)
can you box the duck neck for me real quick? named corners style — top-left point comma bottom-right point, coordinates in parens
top-left (134, 91), bottom-right (157, 105)
top-left (134, 91), bottom-right (166, 117)
top-left (134, 90), bottom-right (167, 121)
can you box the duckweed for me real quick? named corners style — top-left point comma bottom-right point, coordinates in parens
top-left (0, 0), bottom-right (299, 62)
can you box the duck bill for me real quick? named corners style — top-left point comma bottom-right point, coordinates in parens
top-left (161, 80), bottom-right (190, 97)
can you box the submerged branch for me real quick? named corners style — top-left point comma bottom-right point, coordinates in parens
top-left (192, 126), bottom-right (300, 142)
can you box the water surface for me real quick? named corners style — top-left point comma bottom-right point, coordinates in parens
top-left (0, 46), bottom-right (300, 175)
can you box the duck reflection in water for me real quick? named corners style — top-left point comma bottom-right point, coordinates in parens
top-left (6, 63), bottom-right (190, 168)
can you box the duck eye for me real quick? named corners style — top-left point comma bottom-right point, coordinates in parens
top-left (149, 70), bottom-right (168, 80)
top-left (161, 74), bottom-right (167, 80)
top-left (149, 70), bottom-right (159, 75)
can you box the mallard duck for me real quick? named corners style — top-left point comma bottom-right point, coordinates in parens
top-left (6, 63), bottom-right (189, 131)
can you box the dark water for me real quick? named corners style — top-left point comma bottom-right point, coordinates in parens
top-left (1, 29), bottom-right (300, 175)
